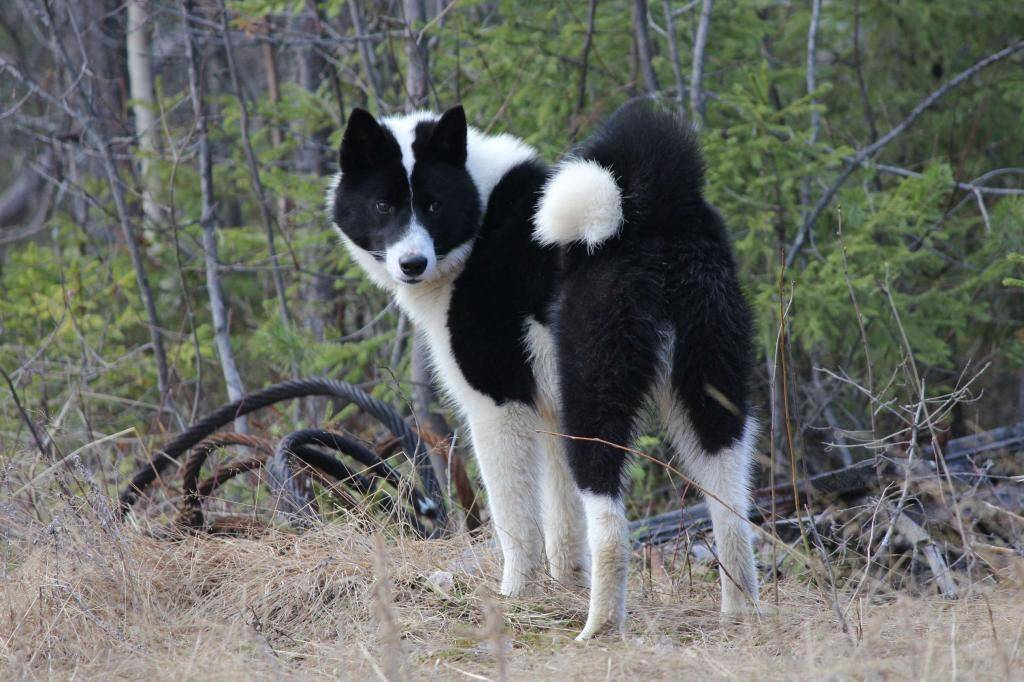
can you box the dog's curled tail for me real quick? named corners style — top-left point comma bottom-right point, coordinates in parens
top-left (532, 158), bottom-right (624, 251)
top-left (532, 101), bottom-right (702, 251)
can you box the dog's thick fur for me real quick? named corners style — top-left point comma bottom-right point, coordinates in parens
top-left (327, 102), bottom-right (759, 640)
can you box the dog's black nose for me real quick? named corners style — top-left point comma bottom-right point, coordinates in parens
top-left (399, 254), bottom-right (428, 277)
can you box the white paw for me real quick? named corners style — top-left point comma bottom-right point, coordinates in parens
top-left (499, 560), bottom-right (541, 598)
top-left (721, 589), bottom-right (761, 617)
top-left (575, 613), bottom-right (625, 642)
top-left (499, 575), bottom-right (527, 598)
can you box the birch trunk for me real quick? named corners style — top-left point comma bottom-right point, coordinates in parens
top-left (126, 0), bottom-right (162, 229)
top-left (182, 0), bottom-right (247, 431)
top-left (403, 0), bottom-right (430, 109)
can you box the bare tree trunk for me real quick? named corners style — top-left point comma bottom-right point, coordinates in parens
top-left (182, 0), bottom-right (247, 432)
top-left (30, 2), bottom-right (174, 411)
top-left (296, 2), bottom-right (336, 175)
top-left (126, 0), bottom-right (162, 229)
top-left (403, 0), bottom-right (430, 109)
top-left (350, 0), bottom-right (385, 111)
top-left (632, 0), bottom-right (660, 94)
top-left (690, 0), bottom-right (713, 127)
top-left (296, 2), bottom-right (337, 424)
top-left (260, 29), bottom-right (293, 293)
top-left (806, 0), bottom-right (821, 144)
top-left (799, 0), bottom-right (822, 250)
top-left (852, 0), bottom-right (879, 145)
top-left (662, 0), bottom-right (687, 117)
top-left (218, 1), bottom-right (293, 335)
top-left (1018, 367), bottom-right (1024, 422)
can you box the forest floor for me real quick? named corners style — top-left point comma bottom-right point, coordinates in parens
top-left (3, 491), bottom-right (1023, 681)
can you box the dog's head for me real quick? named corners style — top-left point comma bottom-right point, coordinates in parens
top-left (328, 106), bottom-right (480, 289)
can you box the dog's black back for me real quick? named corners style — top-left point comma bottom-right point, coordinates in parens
top-left (551, 103), bottom-right (754, 496)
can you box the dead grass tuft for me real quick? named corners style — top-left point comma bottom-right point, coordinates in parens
top-left (3, 480), bottom-right (1023, 680)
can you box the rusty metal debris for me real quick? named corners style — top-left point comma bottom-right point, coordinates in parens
top-left (119, 378), bottom-right (478, 537)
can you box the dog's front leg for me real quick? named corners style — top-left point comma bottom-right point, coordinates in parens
top-left (467, 402), bottom-right (544, 596)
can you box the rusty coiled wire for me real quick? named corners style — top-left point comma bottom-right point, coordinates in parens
top-left (118, 378), bottom-right (456, 533)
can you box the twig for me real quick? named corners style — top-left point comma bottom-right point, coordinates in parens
top-left (844, 158), bottom-right (1024, 196)
top-left (1, 367), bottom-right (49, 458)
top-left (805, 505), bottom-right (852, 640)
top-left (835, 206), bottom-right (875, 438)
top-left (572, 0), bottom-right (599, 135)
top-left (417, 0), bottom-right (459, 42)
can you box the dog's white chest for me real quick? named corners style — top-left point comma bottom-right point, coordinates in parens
top-left (396, 284), bottom-right (496, 418)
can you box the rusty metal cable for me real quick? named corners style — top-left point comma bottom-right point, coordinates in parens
top-left (377, 434), bottom-right (483, 532)
top-left (177, 432), bottom-right (415, 531)
top-left (268, 429), bottom-right (434, 536)
top-left (118, 378), bottom-right (447, 529)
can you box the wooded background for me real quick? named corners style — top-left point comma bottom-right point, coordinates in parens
top-left (2, 1), bottom-right (1023, 512)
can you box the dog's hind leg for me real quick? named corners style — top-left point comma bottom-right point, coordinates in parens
top-left (467, 402), bottom-right (545, 597)
top-left (556, 266), bottom-right (662, 640)
top-left (659, 395), bottom-right (760, 614)
top-left (660, 255), bottom-right (760, 613)
top-left (698, 420), bottom-right (759, 614)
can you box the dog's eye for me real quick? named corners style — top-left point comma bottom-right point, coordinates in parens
top-left (427, 201), bottom-right (442, 214)
top-left (375, 201), bottom-right (392, 214)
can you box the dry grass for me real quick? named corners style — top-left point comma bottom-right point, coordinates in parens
top-left (3, 480), bottom-right (1023, 682)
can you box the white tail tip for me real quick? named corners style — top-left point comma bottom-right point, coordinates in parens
top-left (533, 159), bottom-right (623, 250)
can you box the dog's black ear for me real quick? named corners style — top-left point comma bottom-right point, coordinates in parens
top-left (340, 108), bottom-right (386, 174)
top-left (429, 105), bottom-right (468, 167)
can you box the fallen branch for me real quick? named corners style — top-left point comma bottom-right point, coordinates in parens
top-left (631, 421), bottom-right (1024, 547)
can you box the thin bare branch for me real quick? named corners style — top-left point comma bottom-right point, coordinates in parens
top-left (350, 0), bottom-right (386, 111)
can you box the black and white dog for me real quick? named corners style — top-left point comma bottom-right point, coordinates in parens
top-left (327, 102), bottom-right (759, 639)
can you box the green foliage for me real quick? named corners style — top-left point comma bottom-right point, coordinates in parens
top-left (2, 0), bottom-right (1023, 456)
